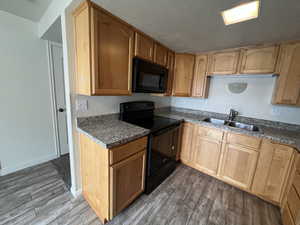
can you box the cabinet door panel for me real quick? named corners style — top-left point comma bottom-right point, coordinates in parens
top-left (165, 51), bottom-right (175, 96)
top-left (173, 54), bottom-right (195, 96)
top-left (282, 204), bottom-right (296, 225)
top-left (154, 43), bottom-right (168, 66)
top-left (239, 46), bottom-right (279, 74)
top-left (180, 123), bottom-right (194, 164)
top-left (252, 140), bottom-right (294, 203)
top-left (209, 50), bottom-right (240, 75)
top-left (192, 137), bottom-right (222, 176)
top-left (192, 55), bottom-right (210, 98)
top-left (92, 9), bottom-right (133, 95)
top-left (110, 151), bottom-right (146, 217)
top-left (219, 144), bottom-right (258, 190)
top-left (134, 32), bottom-right (154, 61)
top-left (273, 42), bottom-right (300, 105)
top-left (287, 186), bottom-right (300, 224)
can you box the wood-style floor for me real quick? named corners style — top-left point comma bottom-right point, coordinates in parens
top-left (0, 161), bottom-right (282, 225)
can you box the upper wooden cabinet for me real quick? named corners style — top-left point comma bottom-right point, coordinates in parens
top-left (192, 55), bottom-right (210, 98)
top-left (272, 42), bottom-right (300, 106)
top-left (239, 45), bottom-right (279, 74)
top-left (173, 54), bottom-right (195, 97)
top-left (154, 43), bottom-right (168, 67)
top-left (74, 2), bottom-right (134, 96)
top-left (165, 51), bottom-right (175, 96)
top-left (208, 50), bottom-right (240, 75)
top-left (134, 32), bottom-right (154, 61)
top-left (252, 140), bottom-right (294, 203)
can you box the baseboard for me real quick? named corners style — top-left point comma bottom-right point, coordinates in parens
top-left (71, 186), bottom-right (82, 198)
top-left (0, 154), bottom-right (58, 176)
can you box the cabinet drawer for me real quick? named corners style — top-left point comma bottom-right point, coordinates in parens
top-left (197, 126), bottom-right (224, 141)
top-left (227, 133), bottom-right (261, 149)
top-left (287, 186), bottom-right (300, 223)
top-left (109, 137), bottom-right (147, 165)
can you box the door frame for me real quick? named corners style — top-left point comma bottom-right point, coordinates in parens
top-left (47, 41), bottom-right (65, 157)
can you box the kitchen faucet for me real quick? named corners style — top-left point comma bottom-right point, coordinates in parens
top-left (228, 109), bottom-right (238, 121)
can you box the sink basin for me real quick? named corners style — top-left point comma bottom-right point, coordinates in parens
top-left (227, 121), bottom-right (260, 132)
top-left (203, 118), bottom-right (260, 132)
top-left (202, 118), bottom-right (226, 125)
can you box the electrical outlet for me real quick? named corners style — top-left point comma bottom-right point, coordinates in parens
top-left (76, 99), bottom-right (88, 112)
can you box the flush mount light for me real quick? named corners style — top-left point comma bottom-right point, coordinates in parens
top-left (222, 1), bottom-right (260, 25)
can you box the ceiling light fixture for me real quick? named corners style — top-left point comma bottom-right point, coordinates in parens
top-left (222, 1), bottom-right (260, 26)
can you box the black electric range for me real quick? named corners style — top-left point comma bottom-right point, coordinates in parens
top-left (119, 101), bottom-right (181, 194)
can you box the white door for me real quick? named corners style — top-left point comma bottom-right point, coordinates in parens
top-left (49, 43), bottom-right (69, 155)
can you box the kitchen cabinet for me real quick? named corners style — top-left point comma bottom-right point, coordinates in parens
top-left (252, 140), bottom-right (294, 203)
top-left (180, 122), bottom-right (195, 164)
top-left (192, 54), bottom-right (210, 98)
top-left (239, 45), bottom-right (279, 74)
top-left (192, 126), bottom-right (223, 176)
top-left (208, 50), bottom-right (240, 75)
top-left (79, 133), bottom-right (147, 223)
top-left (134, 32), bottom-right (154, 62)
top-left (282, 154), bottom-right (300, 225)
top-left (219, 143), bottom-right (259, 190)
top-left (165, 51), bottom-right (175, 96)
top-left (154, 43), bottom-right (168, 67)
top-left (110, 151), bottom-right (146, 217)
top-left (173, 54), bottom-right (195, 96)
top-left (73, 1), bottom-right (134, 96)
top-left (273, 42), bottom-right (300, 106)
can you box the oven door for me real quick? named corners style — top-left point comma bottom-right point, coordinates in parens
top-left (132, 58), bottom-right (168, 93)
top-left (148, 124), bottom-right (180, 177)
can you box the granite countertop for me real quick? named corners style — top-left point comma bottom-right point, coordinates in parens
top-left (77, 114), bottom-right (150, 149)
top-left (155, 108), bottom-right (300, 152)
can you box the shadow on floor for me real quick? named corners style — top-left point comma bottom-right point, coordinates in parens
top-left (51, 154), bottom-right (71, 189)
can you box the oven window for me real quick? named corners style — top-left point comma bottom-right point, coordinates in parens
top-left (139, 72), bottom-right (162, 89)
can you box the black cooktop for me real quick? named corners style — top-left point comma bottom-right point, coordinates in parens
top-left (124, 116), bottom-right (181, 133)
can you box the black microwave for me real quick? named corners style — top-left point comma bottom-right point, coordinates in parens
top-left (132, 58), bottom-right (168, 93)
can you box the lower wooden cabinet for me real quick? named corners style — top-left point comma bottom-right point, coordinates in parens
top-left (79, 133), bottom-right (147, 223)
top-left (282, 204), bottom-right (296, 225)
top-left (192, 136), bottom-right (222, 176)
top-left (252, 140), bottom-right (294, 203)
top-left (110, 151), bottom-right (146, 217)
top-left (180, 122), bottom-right (195, 164)
top-left (219, 143), bottom-right (258, 190)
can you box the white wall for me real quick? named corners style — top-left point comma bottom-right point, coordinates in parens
top-left (171, 75), bottom-right (300, 125)
top-left (0, 11), bottom-right (56, 175)
top-left (76, 94), bottom-right (171, 117)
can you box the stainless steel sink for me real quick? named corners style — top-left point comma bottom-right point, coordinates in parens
top-left (202, 118), bottom-right (260, 132)
top-left (202, 118), bottom-right (226, 125)
top-left (227, 121), bottom-right (260, 132)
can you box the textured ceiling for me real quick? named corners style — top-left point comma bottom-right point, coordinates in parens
top-left (92, 0), bottom-right (300, 52)
top-left (0, 0), bottom-right (52, 22)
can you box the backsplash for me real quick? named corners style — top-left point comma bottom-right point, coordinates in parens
top-left (170, 75), bottom-right (300, 125)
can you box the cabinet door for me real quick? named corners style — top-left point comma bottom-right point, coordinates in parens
top-left (154, 43), bottom-right (168, 67)
top-left (192, 55), bottom-right (210, 98)
top-left (134, 32), bottom-right (154, 61)
top-left (219, 144), bottom-right (258, 190)
top-left (239, 46), bottom-right (279, 74)
top-left (110, 151), bottom-right (146, 218)
top-left (180, 122), bottom-right (194, 164)
top-left (282, 204), bottom-right (296, 225)
top-left (209, 50), bottom-right (240, 75)
top-left (252, 140), bottom-right (294, 203)
top-left (165, 51), bottom-right (175, 96)
top-left (91, 9), bottom-right (134, 95)
top-left (192, 136), bottom-right (222, 176)
top-left (273, 42), bottom-right (300, 106)
top-left (173, 54), bottom-right (195, 96)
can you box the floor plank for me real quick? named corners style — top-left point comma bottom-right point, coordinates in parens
top-left (0, 160), bottom-right (283, 225)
